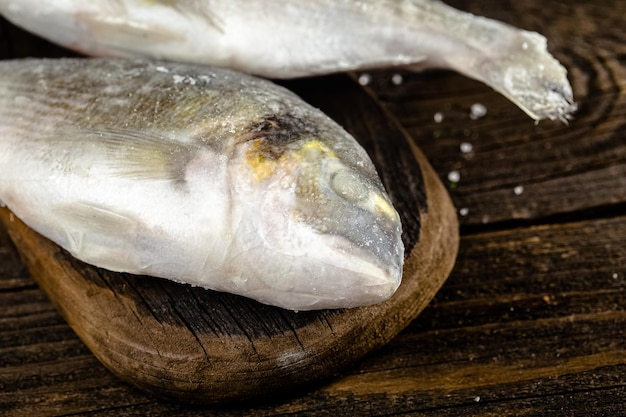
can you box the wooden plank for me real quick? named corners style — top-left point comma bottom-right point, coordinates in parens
top-left (1, 215), bottom-right (623, 416)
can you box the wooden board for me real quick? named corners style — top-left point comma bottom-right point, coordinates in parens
top-left (0, 73), bottom-right (459, 403)
top-left (1, 0), bottom-right (625, 415)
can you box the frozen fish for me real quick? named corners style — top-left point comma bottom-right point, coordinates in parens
top-left (0, 0), bottom-right (576, 121)
top-left (0, 58), bottom-right (404, 310)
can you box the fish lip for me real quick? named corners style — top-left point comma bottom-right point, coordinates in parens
top-left (290, 236), bottom-right (404, 310)
top-left (497, 78), bottom-right (578, 122)
top-left (248, 266), bottom-right (402, 311)
top-left (245, 225), bottom-right (404, 311)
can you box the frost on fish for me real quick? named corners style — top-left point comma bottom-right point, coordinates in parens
top-left (0, 0), bottom-right (575, 121)
top-left (0, 58), bottom-right (404, 310)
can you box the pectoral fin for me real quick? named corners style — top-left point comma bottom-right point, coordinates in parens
top-left (80, 13), bottom-right (185, 55)
top-left (79, 3), bottom-right (224, 55)
top-left (57, 127), bottom-right (197, 183)
top-left (51, 201), bottom-right (150, 273)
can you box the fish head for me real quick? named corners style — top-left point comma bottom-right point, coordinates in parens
top-left (228, 115), bottom-right (404, 310)
top-left (476, 30), bottom-right (577, 122)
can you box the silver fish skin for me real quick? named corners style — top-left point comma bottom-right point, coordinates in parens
top-left (0, 58), bottom-right (404, 310)
top-left (0, 0), bottom-right (575, 121)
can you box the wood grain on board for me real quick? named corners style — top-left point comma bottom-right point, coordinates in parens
top-left (1, 0), bottom-right (625, 415)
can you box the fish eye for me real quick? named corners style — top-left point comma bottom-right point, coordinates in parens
top-left (330, 169), bottom-right (369, 203)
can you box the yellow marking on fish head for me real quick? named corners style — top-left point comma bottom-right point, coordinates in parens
top-left (372, 192), bottom-right (400, 223)
top-left (245, 138), bottom-right (336, 182)
top-left (298, 139), bottom-right (336, 161)
top-left (245, 139), bottom-right (282, 182)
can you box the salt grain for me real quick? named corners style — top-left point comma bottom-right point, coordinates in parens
top-left (470, 103), bottom-right (487, 120)
top-left (447, 170), bottom-right (461, 183)
top-left (459, 207), bottom-right (469, 216)
top-left (391, 73), bottom-right (403, 85)
top-left (513, 185), bottom-right (524, 195)
top-left (358, 73), bottom-right (372, 86)
top-left (460, 142), bottom-right (473, 153)
top-left (434, 112), bottom-right (444, 123)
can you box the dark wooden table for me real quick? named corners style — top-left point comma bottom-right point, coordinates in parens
top-left (1, 1), bottom-right (624, 415)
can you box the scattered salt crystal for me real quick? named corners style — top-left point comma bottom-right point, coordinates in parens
top-left (358, 73), bottom-right (372, 86)
top-left (460, 142), bottom-right (473, 153)
top-left (155, 66), bottom-right (169, 73)
top-left (434, 112), bottom-right (444, 123)
top-left (612, 273), bottom-right (619, 279)
top-left (474, 396), bottom-right (481, 402)
top-left (513, 185), bottom-right (524, 195)
top-left (172, 74), bottom-right (197, 85)
top-left (391, 73), bottom-right (403, 85)
top-left (266, 100), bottom-right (282, 113)
top-left (459, 207), bottom-right (469, 216)
top-left (470, 103), bottom-right (487, 120)
top-left (447, 170), bottom-right (461, 183)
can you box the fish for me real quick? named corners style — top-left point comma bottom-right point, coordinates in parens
top-left (0, 58), bottom-right (404, 311)
top-left (0, 0), bottom-right (576, 121)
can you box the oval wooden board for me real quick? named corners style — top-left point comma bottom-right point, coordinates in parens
top-left (0, 74), bottom-right (459, 403)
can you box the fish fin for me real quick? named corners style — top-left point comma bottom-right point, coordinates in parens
top-left (402, 58), bottom-right (433, 73)
top-left (167, 1), bottom-right (225, 34)
top-left (78, 4), bottom-right (224, 55)
top-left (52, 201), bottom-right (149, 272)
top-left (79, 13), bottom-right (185, 54)
top-left (60, 126), bottom-right (197, 183)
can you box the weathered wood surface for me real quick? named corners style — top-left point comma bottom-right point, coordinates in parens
top-left (1, 0), bottom-right (625, 415)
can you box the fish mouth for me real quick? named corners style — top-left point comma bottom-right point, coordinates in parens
top-left (257, 220), bottom-right (404, 311)
top-left (277, 139), bottom-right (404, 310)
top-left (247, 256), bottom-right (403, 311)
top-left (496, 66), bottom-right (577, 122)
top-left (208, 231), bottom-right (404, 311)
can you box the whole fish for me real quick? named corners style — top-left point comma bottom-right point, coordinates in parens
top-left (0, 0), bottom-right (576, 121)
top-left (0, 58), bottom-right (404, 310)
